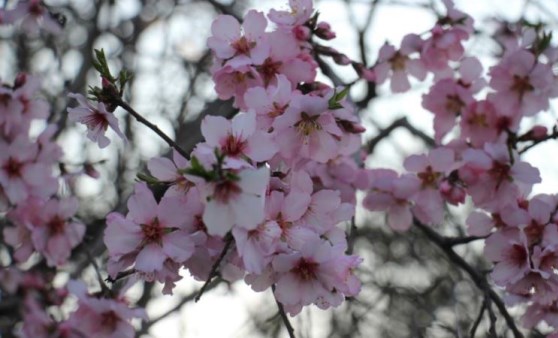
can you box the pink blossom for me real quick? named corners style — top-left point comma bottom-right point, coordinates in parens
top-left (212, 63), bottom-right (263, 109)
top-left (272, 94), bottom-right (342, 164)
top-left (488, 49), bottom-right (557, 116)
top-left (273, 235), bottom-right (360, 315)
top-left (255, 30), bottom-right (317, 87)
top-left (404, 148), bottom-right (456, 224)
top-left (3, 218), bottom-right (35, 263)
top-left (0, 136), bottom-right (58, 204)
top-left (362, 169), bottom-right (420, 232)
top-left (20, 297), bottom-right (57, 338)
top-left (422, 78), bottom-right (474, 142)
top-left (67, 93), bottom-right (125, 149)
top-left (244, 74), bottom-right (299, 130)
top-left (460, 143), bottom-right (540, 211)
top-left (232, 220), bottom-right (281, 274)
top-left (200, 111), bottom-right (277, 164)
top-left (67, 280), bottom-right (147, 338)
top-left (4, 0), bottom-right (62, 36)
top-left (374, 35), bottom-right (426, 93)
top-left (420, 25), bottom-right (469, 77)
top-left (27, 197), bottom-right (86, 266)
top-left (147, 150), bottom-right (192, 197)
top-left (0, 85), bottom-right (24, 135)
top-left (207, 10), bottom-right (270, 65)
top-left (268, 0), bottom-right (313, 28)
top-left (459, 100), bottom-right (501, 147)
top-left (105, 183), bottom-right (195, 278)
top-left (523, 302), bottom-right (558, 329)
top-left (484, 227), bottom-right (530, 286)
top-left (200, 166), bottom-right (270, 237)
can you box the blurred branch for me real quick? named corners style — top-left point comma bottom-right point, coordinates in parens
top-left (137, 278), bottom-right (222, 336)
top-left (195, 233), bottom-right (234, 302)
top-left (272, 285), bottom-right (296, 338)
top-left (116, 99), bottom-right (190, 159)
top-left (414, 220), bottom-right (524, 338)
top-left (366, 116), bottom-right (435, 154)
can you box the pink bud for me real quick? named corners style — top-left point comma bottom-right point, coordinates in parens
top-left (530, 125), bottom-right (548, 140)
top-left (315, 22), bottom-right (336, 40)
top-left (293, 25), bottom-right (311, 41)
top-left (101, 77), bottom-right (112, 88)
top-left (439, 180), bottom-right (465, 205)
top-left (14, 73), bottom-right (28, 89)
top-left (84, 163), bottom-right (100, 179)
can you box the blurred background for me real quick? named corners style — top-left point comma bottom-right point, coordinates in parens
top-left (1, 0), bottom-right (558, 337)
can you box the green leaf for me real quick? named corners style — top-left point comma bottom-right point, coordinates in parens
top-left (328, 86), bottom-right (350, 110)
top-left (136, 172), bottom-right (159, 184)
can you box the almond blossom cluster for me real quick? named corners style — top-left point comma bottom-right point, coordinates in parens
top-left (5, 0), bottom-right (558, 336)
top-left (361, 0), bottom-right (558, 333)
top-left (0, 0), bottom-right (63, 36)
top-left (103, 0), bottom-right (364, 315)
top-left (0, 73), bottom-right (144, 336)
top-left (0, 74), bottom-right (79, 266)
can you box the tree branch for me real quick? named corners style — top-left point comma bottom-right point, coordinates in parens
top-left (116, 99), bottom-right (190, 160)
top-left (413, 220), bottom-right (524, 338)
top-left (195, 233), bottom-right (234, 302)
top-left (272, 285), bottom-right (296, 338)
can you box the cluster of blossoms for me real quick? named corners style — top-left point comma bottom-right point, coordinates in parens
top-left (102, 0), bottom-right (364, 315)
top-left (0, 72), bottom-right (144, 337)
top-left (0, 0), bottom-right (63, 36)
top-left (361, 0), bottom-right (558, 333)
top-left (4, 0), bottom-right (558, 336)
top-left (0, 2), bottom-right (144, 337)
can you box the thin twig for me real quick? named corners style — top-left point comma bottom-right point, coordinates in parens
top-left (414, 220), bottom-right (524, 338)
top-left (485, 292), bottom-right (498, 338)
top-left (445, 235), bottom-right (486, 247)
top-left (347, 216), bottom-right (358, 255)
top-left (195, 233), bottom-right (234, 302)
top-left (469, 298), bottom-right (487, 338)
top-left (83, 249), bottom-right (111, 294)
top-left (366, 117), bottom-right (435, 154)
top-left (138, 278), bottom-right (221, 335)
top-left (272, 285), bottom-right (296, 338)
top-left (106, 268), bottom-right (136, 284)
top-left (518, 126), bottom-right (558, 154)
top-left (116, 99), bottom-right (190, 160)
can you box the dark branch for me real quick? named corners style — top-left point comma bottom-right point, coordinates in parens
top-left (414, 220), bottom-right (524, 338)
top-left (272, 285), bottom-right (296, 338)
top-left (195, 233), bottom-right (234, 302)
top-left (366, 116), bottom-right (435, 154)
top-left (116, 99), bottom-right (190, 160)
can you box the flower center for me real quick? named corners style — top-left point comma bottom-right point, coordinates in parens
top-left (293, 258), bottom-right (319, 281)
top-left (268, 102), bottom-right (287, 118)
top-left (0, 94), bottom-right (11, 106)
top-left (100, 311), bottom-right (119, 331)
top-left (445, 95), bottom-right (465, 114)
top-left (259, 58), bottom-right (283, 86)
top-left (489, 161), bottom-right (511, 183)
top-left (3, 158), bottom-right (23, 178)
top-left (417, 166), bottom-right (441, 188)
top-left (213, 180), bottom-right (242, 203)
top-left (47, 216), bottom-right (66, 235)
top-left (232, 36), bottom-right (255, 55)
top-left (390, 52), bottom-right (408, 71)
top-left (142, 218), bottom-right (164, 243)
top-left (294, 112), bottom-right (321, 136)
top-left (82, 110), bottom-right (109, 131)
top-left (511, 75), bottom-right (534, 96)
top-left (222, 134), bottom-right (246, 157)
